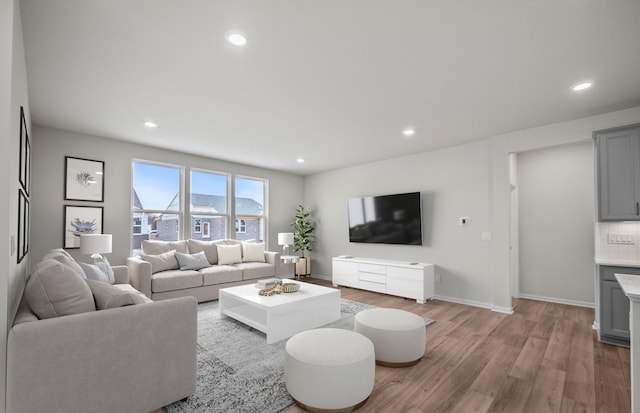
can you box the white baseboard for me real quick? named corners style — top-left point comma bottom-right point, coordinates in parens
top-left (309, 274), bottom-right (331, 281)
top-left (517, 293), bottom-right (595, 309)
top-left (433, 295), bottom-right (513, 314)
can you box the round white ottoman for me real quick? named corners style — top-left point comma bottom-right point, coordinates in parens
top-left (354, 308), bottom-right (426, 367)
top-left (284, 328), bottom-right (375, 412)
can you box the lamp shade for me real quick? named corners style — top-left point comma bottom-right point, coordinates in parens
top-left (278, 232), bottom-right (294, 246)
top-left (80, 234), bottom-right (112, 255)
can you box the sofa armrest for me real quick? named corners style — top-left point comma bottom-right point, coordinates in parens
top-left (127, 256), bottom-right (152, 298)
top-left (265, 251), bottom-right (280, 275)
top-left (7, 296), bottom-right (198, 413)
top-left (112, 265), bottom-right (129, 284)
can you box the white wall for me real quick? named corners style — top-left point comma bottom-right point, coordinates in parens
top-left (2, 1), bottom-right (31, 412)
top-left (305, 106), bottom-right (640, 311)
top-left (30, 126), bottom-right (304, 268)
top-left (517, 141), bottom-right (595, 306)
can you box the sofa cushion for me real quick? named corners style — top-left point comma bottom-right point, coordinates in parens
top-left (175, 251), bottom-right (211, 271)
top-left (242, 242), bottom-right (266, 263)
top-left (151, 270), bottom-right (203, 293)
top-left (187, 239), bottom-right (219, 264)
top-left (141, 250), bottom-right (179, 273)
top-left (86, 280), bottom-right (152, 309)
top-left (142, 240), bottom-right (188, 255)
top-left (25, 259), bottom-right (96, 319)
top-left (235, 262), bottom-right (276, 281)
top-left (217, 244), bottom-right (242, 265)
top-left (200, 265), bottom-right (243, 285)
top-left (79, 262), bottom-right (113, 284)
top-left (43, 249), bottom-right (86, 279)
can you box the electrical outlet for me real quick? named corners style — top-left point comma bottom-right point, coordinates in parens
top-left (608, 233), bottom-right (635, 245)
top-left (435, 273), bottom-right (442, 283)
top-left (459, 217), bottom-right (469, 226)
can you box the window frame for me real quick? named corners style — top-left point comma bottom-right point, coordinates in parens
top-left (189, 168), bottom-right (230, 240)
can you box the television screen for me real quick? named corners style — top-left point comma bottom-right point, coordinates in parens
top-left (348, 192), bottom-right (422, 245)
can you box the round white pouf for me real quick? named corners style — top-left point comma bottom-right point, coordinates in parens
top-left (354, 308), bottom-right (426, 367)
top-left (284, 328), bottom-right (375, 412)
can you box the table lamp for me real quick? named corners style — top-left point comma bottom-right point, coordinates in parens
top-left (80, 234), bottom-right (112, 263)
top-left (278, 232), bottom-right (294, 256)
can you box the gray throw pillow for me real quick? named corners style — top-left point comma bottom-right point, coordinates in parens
top-left (86, 280), bottom-right (151, 309)
top-left (25, 259), bottom-right (96, 319)
top-left (79, 262), bottom-right (111, 284)
top-left (175, 251), bottom-right (212, 270)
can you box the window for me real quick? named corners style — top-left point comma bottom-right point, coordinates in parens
top-left (235, 219), bottom-right (247, 234)
top-left (234, 176), bottom-right (266, 241)
top-left (133, 217), bottom-right (142, 234)
top-left (132, 162), bottom-right (182, 255)
top-left (190, 170), bottom-right (228, 240)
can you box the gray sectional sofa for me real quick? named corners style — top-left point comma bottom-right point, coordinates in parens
top-left (7, 248), bottom-right (197, 413)
top-left (127, 239), bottom-right (281, 302)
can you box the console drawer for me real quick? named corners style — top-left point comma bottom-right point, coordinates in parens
top-left (359, 263), bottom-right (386, 275)
top-left (359, 280), bottom-right (386, 294)
top-left (359, 271), bottom-right (386, 284)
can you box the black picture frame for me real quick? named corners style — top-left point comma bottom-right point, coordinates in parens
top-left (64, 156), bottom-right (105, 202)
top-left (19, 107), bottom-right (30, 196)
top-left (63, 205), bottom-right (103, 249)
top-left (17, 188), bottom-right (28, 263)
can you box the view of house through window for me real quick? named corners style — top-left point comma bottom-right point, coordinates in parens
top-left (235, 176), bottom-right (266, 241)
top-left (190, 170), bottom-right (228, 240)
top-left (132, 163), bottom-right (267, 254)
top-left (132, 162), bottom-right (182, 256)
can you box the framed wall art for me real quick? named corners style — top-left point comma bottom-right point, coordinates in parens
top-left (64, 156), bottom-right (105, 202)
top-left (19, 106), bottom-right (31, 195)
top-left (64, 205), bottom-right (103, 249)
top-left (17, 188), bottom-right (28, 263)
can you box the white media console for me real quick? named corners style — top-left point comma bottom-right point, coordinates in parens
top-left (332, 256), bottom-right (435, 304)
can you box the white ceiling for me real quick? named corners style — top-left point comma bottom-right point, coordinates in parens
top-left (20, 0), bottom-right (640, 175)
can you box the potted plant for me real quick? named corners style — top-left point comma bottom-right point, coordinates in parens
top-left (291, 205), bottom-right (315, 276)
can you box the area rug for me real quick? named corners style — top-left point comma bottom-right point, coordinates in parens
top-left (164, 299), bottom-right (434, 413)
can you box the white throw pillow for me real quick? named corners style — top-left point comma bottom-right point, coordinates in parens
top-left (242, 242), bottom-right (265, 263)
top-left (79, 262), bottom-right (111, 284)
top-left (25, 259), bottom-right (96, 319)
top-left (94, 255), bottom-right (115, 283)
top-left (175, 251), bottom-right (212, 270)
top-left (141, 250), bottom-right (179, 273)
top-left (217, 244), bottom-right (242, 265)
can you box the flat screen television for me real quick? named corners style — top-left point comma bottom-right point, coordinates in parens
top-left (348, 192), bottom-right (422, 245)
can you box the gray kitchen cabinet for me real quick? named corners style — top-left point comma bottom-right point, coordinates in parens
top-left (595, 124), bottom-right (640, 221)
top-left (599, 265), bottom-right (637, 346)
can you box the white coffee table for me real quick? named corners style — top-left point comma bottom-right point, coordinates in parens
top-left (219, 280), bottom-right (341, 344)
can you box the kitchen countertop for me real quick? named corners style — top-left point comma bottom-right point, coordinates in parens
top-left (616, 273), bottom-right (640, 301)
top-left (596, 258), bottom-right (640, 268)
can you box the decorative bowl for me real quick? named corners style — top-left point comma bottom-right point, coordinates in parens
top-left (282, 283), bottom-right (300, 293)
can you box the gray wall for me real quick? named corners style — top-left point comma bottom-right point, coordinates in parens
top-left (30, 126), bottom-right (304, 268)
top-left (518, 141), bottom-right (595, 305)
top-left (2, 1), bottom-right (31, 412)
top-left (304, 140), bottom-right (494, 306)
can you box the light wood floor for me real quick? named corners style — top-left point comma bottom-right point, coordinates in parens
top-left (283, 278), bottom-right (631, 413)
top-left (155, 278), bottom-right (630, 413)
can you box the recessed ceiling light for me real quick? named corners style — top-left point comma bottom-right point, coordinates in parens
top-left (225, 30), bottom-right (247, 46)
top-left (403, 128), bottom-right (415, 136)
top-left (296, 158), bottom-right (305, 164)
top-left (572, 81), bottom-right (593, 92)
top-left (143, 120), bottom-right (157, 128)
